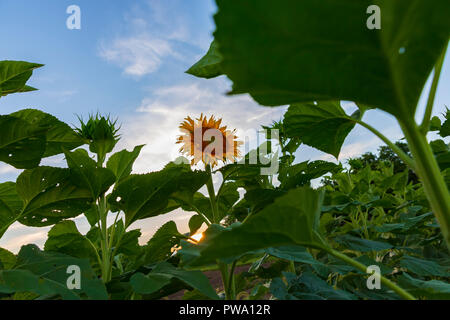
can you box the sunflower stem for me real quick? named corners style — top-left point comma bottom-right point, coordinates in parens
top-left (205, 164), bottom-right (219, 224)
top-left (206, 164), bottom-right (234, 299)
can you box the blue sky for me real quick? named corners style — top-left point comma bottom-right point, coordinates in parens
top-left (0, 0), bottom-right (449, 252)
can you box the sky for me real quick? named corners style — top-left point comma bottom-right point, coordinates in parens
top-left (0, 0), bottom-right (449, 252)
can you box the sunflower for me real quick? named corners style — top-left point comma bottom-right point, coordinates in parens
top-left (177, 114), bottom-right (243, 167)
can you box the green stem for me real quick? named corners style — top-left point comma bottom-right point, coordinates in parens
top-left (399, 120), bottom-right (450, 249)
top-left (205, 164), bottom-right (234, 299)
top-left (205, 164), bottom-right (219, 223)
top-left (288, 261), bottom-right (296, 274)
top-left (420, 42), bottom-right (447, 134)
top-left (218, 261), bottom-right (230, 299)
top-left (227, 260), bottom-right (238, 300)
top-left (98, 196), bottom-right (111, 283)
top-left (108, 230), bottom-right (125, 278)
top-left (86, 236), bottom-right (103, 269)
top-left (353, 119), bottom-right (415, 170)
top-left (325, 247), bottom-right (416, 300)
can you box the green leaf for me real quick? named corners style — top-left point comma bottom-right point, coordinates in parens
top-left (130, 262), bottom-right (218, 299)
top-left (18, 85), bottom-right (38, 93)
top-left (0, 61), bottom-right (43, 97)
top-left (188, 214), bottom-right (204, 235)
top-left (398, 273), bottom-right (450, 299)
top-left (270, 277), bottom-right (298, 300)
top-left (64, 149), bottom-right (116, 199)
top-left (0, 115), bottom-right (47, 169)
top-left (284, 102), bottom-right (357, 158)
top-left (0, 247), bottom-right (16, 270)
top-left (44, 220), bottom-right (98, 264)
top-left (430, 139), bottom-right (448, 154)
top-left (16, 166), bottom-right (93, 226)
top-left (334, 234), bottom-right (393, 252)
top-left (187, 187), bottom-right (327, 266)
top-left (213, 0), bottom-right (450, 118)
top-left (400, 255), bottom-right (449, 277)
top-left (11, 109), bottom-right (84, 157)
top-left (109, 162), bottom-right (208, 227)
top-left (266, 245), bottom-right (321, 266)
top-left (141, 221), bottom-right (186, 265)
top-left (182, 192), bottom-right (214, 222)
top-left (271, 271), bottom-right (356, 300)
top-left (216, 182), bottom-right (240, 220)
top-left (114, 226), bottom-right (142, 258)
top-left (0, 269), bottom-right (80, 299)
top-left (440, 108), bottom-right (450, 137)
top-left (83, 205), bottom-right (99, 227)
top-left (106, 145), bottom-right (144, 182)
top-left (186, 41), bottom-right (223, 79)
top-left (429, 116), bottom-right (442, 131)
top-left (0, 182), bottom-right (23, 238)
top-left (280, 160), bottom-right (341, 189)
top-left (0, 244), bottom-right (108, 300)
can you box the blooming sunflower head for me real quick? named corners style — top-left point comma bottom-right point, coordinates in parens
top-left (176, 114), bottom-right (243, 167)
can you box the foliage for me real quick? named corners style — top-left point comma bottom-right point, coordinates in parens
top-left (1, 0), bottom-right (450, 300)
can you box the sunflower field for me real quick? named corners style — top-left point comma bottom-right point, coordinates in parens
top-left (0, 0), bottom-right (449, 302)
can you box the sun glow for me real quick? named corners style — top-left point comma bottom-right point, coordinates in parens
top-left (189, 232), bottom-right (204, 244)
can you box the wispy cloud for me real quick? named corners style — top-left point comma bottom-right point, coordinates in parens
top-left (98, 0), bottom-right (206, 77)
top-left (99, 35), bottom-right (173, 77)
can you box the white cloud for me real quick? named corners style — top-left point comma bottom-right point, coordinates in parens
top-left (98, 0), bottom-right (206, 77)
top-left (0, 164), bottom-right (20, 176)
top-left (0, 226), bottom-right (50, 253)
top-left (99, 35), bottom-right (173, 77)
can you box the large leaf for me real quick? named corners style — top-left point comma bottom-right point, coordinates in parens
top-left (44, 220), bottom-right (98, 264)
top-left (0, 247), bottom-right (16, 270)
top-left (284, 102), bottom-right (357, 158)
top-left (0, 61), bottom-right (43, 97)
top-left (399, 255), bottom-right (449, 277)
top-left (140, 221), bottom-right (186, 265)
top-left (16, 166), bottom-right (93, 226)
top-left (213, 0), bottom-right (450, 118)
top-left (188, 214), bottom-right (205, 235)
top-left (279, 160), bottom-right (341, 189)
top-left (0, 115), bottom-right (47, 169)
top-left (106, 145), bottom-right (144, 182)
top-left (0, 269), bottom-right (81, 299)
top-left (130, 262), bottom-right (218, 299)
top-left (333, 234), bottom-right (393, 252)
top-left (270, 271), bottom-right (356, 300)
top-left (0, 244), bottom-right (107, 300)
top-left (266, 245), bottom-right (321, 265)
top-left (0, 182), bottom-right (23, 238)
top-left (398, 273), bottom-right (450, 299)
top-left (186, 41), bottom-right (223, 79)
top-left (109, 162), bottom-right (208, 227)
top-left (64, 149), bottom-right (116, 199)
top-left (187, 187), bottom-right (327, 266)
top-left (109, 220), bottom-right (142, 258)
top-left (11, 109), bottom-right (84, 157)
